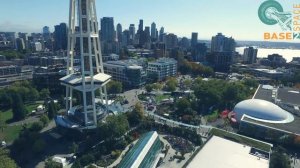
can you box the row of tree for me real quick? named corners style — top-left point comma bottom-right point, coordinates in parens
top-left (0, 148), bottom-right (18, 168)
top-left (170, 78), bottom-right (258, 123)
top-left (11, 115), bottom-right (50, 166)
top-left (178, 60), bottom-right (214, 77)
top-left (0, 81), bottom-right (50, 109)
top-left (70, 103), bottom-right (145, 168)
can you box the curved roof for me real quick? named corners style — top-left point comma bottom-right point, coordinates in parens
top-left (233, 99), bottom-right (294, 124)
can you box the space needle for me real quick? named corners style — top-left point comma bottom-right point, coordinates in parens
top-left (58, 0), bottom-right (111, 129)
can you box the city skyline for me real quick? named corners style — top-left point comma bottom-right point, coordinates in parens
top-left (0, 0), bottom-right (298, 41)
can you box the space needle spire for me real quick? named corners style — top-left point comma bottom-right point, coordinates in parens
top-left (60, 0), bottom-right (111, 129)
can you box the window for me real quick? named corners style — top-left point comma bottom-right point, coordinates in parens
top-left (82, 18), bottom-right (87, 32)
top-left (81, 0), bottom-right (87, 15)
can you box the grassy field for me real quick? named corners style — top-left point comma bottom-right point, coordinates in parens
top-left (0, 103), bottom-right (41, 143)
top-left (0, 103), bottom-right (40, 123)
top-left (0, 125), bottom-right (23, 142)
top-left (205, 110), bottom-right (219, 122)
top-left (210, 128), bottom-right (272, 151)
top-left (155, 94), bottom-right (171, 103)
top-left (0, 109), bottom-right (13, 123)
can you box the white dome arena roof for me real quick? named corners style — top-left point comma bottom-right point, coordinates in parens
top-left (233, 99), bottom-right (294, 124)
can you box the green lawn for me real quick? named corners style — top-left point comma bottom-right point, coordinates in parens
top-left (155, 94), bottom-right (171, 103)
top-left (0, 103), bottom-right (41, 143)
top-left (0, 103), bottom-right (41, 123)
top-left (0, 125), bottom-right (23, 142)
top-left (205, 110), bottom-right (219, 122)
top-left (25, 103), bottom-right (40, 114)
top-left (0, 109), bottom-right (13, 123)
top-left (210, 128), bottom-right (272, 151)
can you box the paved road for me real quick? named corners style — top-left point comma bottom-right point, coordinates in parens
top-left (8, 115), bottom-right (40, 126)
top-left (145, 108), bottom-right (212, 138)
top-left (118, 89), bottom-right (145, 108)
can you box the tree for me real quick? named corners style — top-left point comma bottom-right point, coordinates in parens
top-left (28, 88), bottom-right (39, 102)
top-left (79, 154), bottom-right (95, 167)
top-left (128, 103), bottom-right (145, 126)
top-left (270, 147), bottom-right (291, 168)
top-left (145, 84), bottom-right (153, 93)
top-left (165, 77), bottom-right (178, 92)
top-left (48, 101), bottom-right (57, 119)
top-left (243, 78), bottom-right (258, 88)
top-left (69, 142), bottom-right (79, 154)
top-left (40, 88), bottom-right (50, 99)
top-left (30, 121), bottom-right (44, 132)
top-left (176, 98), bottom-right (194, 116)
top-left (0, 92), bottom-right (12, 109)
top-left (11, 93), bottom-right (27, 121)
top-left (100, 114), bottom-right (130, 140)
top-left (40, 115), bottom-right (50, 127)
top-left (177, 98), bottom-right (191, 112)
top-left (0, 148), bottom-right (18, 168)
top-left (193, 81), bottom-right (221, 113)
top-left (32, 138), bottom-right (46, 154)
top-left (0, 113), bottom-right (6, 132)
top-left (45, 159), bottom-right (63, 168)
top-left (183, 79), bottom-right (192, 89)
top-left (107, 80), bottom-right (123, 94)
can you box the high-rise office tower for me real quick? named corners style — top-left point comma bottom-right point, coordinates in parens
top-left (100, 17), bottom-right (115, 42)
top-left (43, 26), bottom-right (50, 35)
top-left (151, 22), bottom-right (157, 40)
top-left (211, 33), bottom-right (235, 52)
top-left (159, 27), bottom-right (164, 42)
top-left (192, 43), bottom-right (207, 62)
top-left (138, 19), bottom-right (145, 46)
top-left (138, 19), bottom-right (144, 33)
top-left (144, 26), bottom-right (151, 42)
top-left (209, 33), bottom-right (236, 72)
top-left (16, 38), bottom-right (25, 51)
top-left (179, 37), bottom-right (190, 49)
top-left (191, 32), bottom-right (198, 47)
top-left (129, 24), bottom-right (135, 44)
top-left (243, 47), bottom-right (258, 64)
top-left (54, 23), bottom-right (68, 51)
top-left (18, 33), bottom-right (29, 49)
top-left (122, 30), bottom-right (130, 47)
top-left (116, 23), bottom-right (122, 43)
top-left (165, 33), bottom-right (178, 49)
top-left (60, 0), bottom-right (111, 129)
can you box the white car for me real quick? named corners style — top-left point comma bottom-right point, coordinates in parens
top-left (1, 141), bottom-right (6, 147)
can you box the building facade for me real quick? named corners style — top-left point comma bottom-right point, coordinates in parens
top-left (243, 47), bottom-right (258, 64)
top-left (147, 58), bottom-right (177, 81)
top-left (103, 59), bottom-right (147, 88)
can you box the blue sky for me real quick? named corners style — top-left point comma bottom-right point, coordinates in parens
top-left (0, 0), bottom-right (298, 40)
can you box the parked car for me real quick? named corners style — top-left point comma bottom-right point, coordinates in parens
top-left (1, 141), bottom-right (6, 147)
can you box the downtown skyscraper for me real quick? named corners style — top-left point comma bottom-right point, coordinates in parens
top-left (100, 17), bottom-right (115, 42)
top-left (151, 22), bottom-right (157, 41)
top-left (54, 23), bottom-right (67, 51)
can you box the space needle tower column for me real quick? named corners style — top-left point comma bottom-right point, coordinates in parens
top-left (60, 0), bottom-right (111, 129)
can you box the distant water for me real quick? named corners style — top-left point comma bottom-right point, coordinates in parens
top-left (236, 47), bottom-right (300, 62)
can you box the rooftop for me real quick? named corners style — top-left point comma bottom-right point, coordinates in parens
top-left (104, 58), bottom-right (146, 67)
top-left (118, 131), bottom-right (162, 168)
top-left (254, 69), bottom-right (284, 74)
top-left (234, 99), bottom-right (295, 124)
top-left (253, 85), bottom-right (300, 106)
top-left (187, 136), bottom-right (270, 168)
top-left (242, 114), bottom-right (300, 135)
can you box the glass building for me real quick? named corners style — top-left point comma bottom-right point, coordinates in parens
top-left (118, 131), bottom-right (163, 168)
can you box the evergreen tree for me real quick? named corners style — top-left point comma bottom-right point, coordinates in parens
top-left (47, 101), bottom-right (57, 119)
top-left (12, 94), bottom-right (27, 121)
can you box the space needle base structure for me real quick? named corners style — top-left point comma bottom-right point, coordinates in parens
top-left (58, 0), bottom-right (111, 129)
